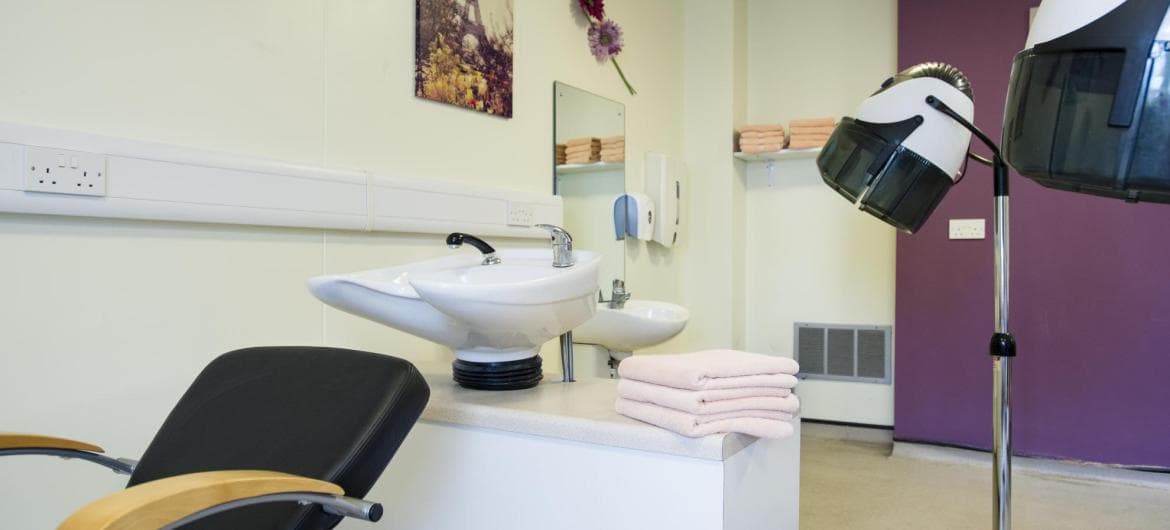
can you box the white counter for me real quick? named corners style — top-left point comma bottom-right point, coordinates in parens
top-left (416, 365), bottom-right (760, 461)
top-left (347, 365), bottom-right (802, 530)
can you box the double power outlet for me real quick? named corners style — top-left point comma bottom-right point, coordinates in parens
top-left (948, 218), bottom-right (986, 240)
top-left (24, 146), bottom-right (108, 197)
top-left (506, 202), bottom-right (535, 226)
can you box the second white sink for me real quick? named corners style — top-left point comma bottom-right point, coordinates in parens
top-left (572, 300), bottom-right (690, 354)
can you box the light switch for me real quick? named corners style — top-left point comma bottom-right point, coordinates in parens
top-left (949, 218), bottom-right (986, 240)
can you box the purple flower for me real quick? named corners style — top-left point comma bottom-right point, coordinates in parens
top-left (578, 0), bottom-right (605, 20)
top-left (587, 19), bottom-right (624, 60)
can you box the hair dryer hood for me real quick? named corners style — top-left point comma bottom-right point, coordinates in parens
top-left (818, 63), bottom-right (974, 233)
top-left (1003, 0), bottom-right (1170, 203)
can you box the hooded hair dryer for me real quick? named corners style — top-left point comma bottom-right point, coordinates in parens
top-left (1004, 0), bottom-right (1170, 202)
top-left (813, 2), bottom-right (1170, 530)
top-left (817, 62), bottom-right (975, 233)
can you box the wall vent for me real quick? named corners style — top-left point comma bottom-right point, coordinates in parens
top-left (794, 323), bottom-right (891, 384)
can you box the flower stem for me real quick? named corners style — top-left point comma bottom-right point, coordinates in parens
top-left (611, 57), bottom-right (637, 95)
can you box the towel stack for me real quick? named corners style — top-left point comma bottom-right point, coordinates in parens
top-left (564, 137), bottom-right (601, 165)
top-left (736, 124), bottom-right (787, 153)
top-left (787, 117), bottom-right (837, 150)
top-left (600, 135), bottom-right (625, 163)
top-left (555, 144), bottom-right (567, 165)
top-left (615, 350), bottom-right (800, 440)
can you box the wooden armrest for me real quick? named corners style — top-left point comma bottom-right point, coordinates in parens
top-left (58, 470), bottom-right (344, 530)
top-left (0, 432), bottom-right (103, 453)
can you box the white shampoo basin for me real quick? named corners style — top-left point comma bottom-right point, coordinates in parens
top-left (308, 249), bottom-right (600, 363)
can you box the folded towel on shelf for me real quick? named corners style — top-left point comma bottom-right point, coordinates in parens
top-left (789, 132), bottom-right (831, 138)
top-left (600, 149), bottom-right (625, 156)
top-left (788, 139), bottom-right (829, 150)
top-left (739, 138), bottom-right (787, 147)
top-left (789, 117), bottom-right (835, 128)
top-left (789, 125), bottom-right (837, 136)
top-left (739, 146), bottom-right (786, 154)
top-left (618, 378), bottom-right (798, 415)
top-left (566, 143), bottom-right (600, 152)
top-left (618, 350), bottom-right (800, 390)
top-left (738, 140), bottom-right (787, 152)
top-left (740, 131), bottom-right (786, 139)
top-left (616, 398), bottom-right (796, 439)
top-left (739, 147), bottom-right (786, 155)
top-left (601, 135), bottom-right (625, 143)
top-left (737, 124), bottom-right (785, 134)
top-left (565, 137), bottom-right (599, 147)
top-left (740, 138), bottom-right (785, 147)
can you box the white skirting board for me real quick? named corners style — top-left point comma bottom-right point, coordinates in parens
top-left (0, 122), bottom-right (560, 238)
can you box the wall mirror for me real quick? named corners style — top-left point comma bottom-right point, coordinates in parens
top-left (553, 81), bottom-right (625, 294)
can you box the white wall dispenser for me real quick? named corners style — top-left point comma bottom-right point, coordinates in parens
top-left (625, 192), bottom-right (655, 241)
top-left (644, 152), bottom-right (685, 247)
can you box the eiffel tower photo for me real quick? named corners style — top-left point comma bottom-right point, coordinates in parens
top-left (415, 0), bottom-right (514, 117)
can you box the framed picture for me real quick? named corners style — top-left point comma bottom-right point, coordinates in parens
top-left (415, 0), bottom-right (514, 118)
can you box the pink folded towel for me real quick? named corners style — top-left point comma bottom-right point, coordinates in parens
top-left (618, 350), bottom-right (800, 390)
top-left (696, 409), bottom-right (795, 424)
top-left (618, 378), bottom-right (798, 415)
top-left (616, 398), bottom-right (795, 439)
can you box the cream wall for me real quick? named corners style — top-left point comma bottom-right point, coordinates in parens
top-left (0, 2), bottom-right (903, 525)
top-left (0, 1), bottom-right (686, 527)
top-left (675, 0), bottom-right (749, 352)
top-left (742, 0), bottom-right (899, 425)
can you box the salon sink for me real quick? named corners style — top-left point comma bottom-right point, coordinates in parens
top-left (572, 300), bottom-right (689, 354)
top-left (307, 249), bottom-right (600, 363)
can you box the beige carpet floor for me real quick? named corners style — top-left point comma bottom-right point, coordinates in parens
top-left (801, 436), bottom-right (1170, 529)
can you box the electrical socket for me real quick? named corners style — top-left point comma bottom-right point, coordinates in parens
top-left (507, 202), bottom-right (535, 226)
top-left (24, 146), bottom-right (107, 197)
top-left (949, 218), bottom-right (986, 240)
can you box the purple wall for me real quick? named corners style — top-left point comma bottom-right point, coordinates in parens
top-left (896, 0), bottom-right (1170, 467)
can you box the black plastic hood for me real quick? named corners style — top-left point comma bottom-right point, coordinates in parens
top-left (818, 116), bottom-right (954, 234)
top-left (1003, 0), bottom-right (1170, 203)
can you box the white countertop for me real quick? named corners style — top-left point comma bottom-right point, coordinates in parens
top-left (415, 364), bottom-right (761, 461)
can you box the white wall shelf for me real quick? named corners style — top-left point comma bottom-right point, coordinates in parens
top-left (734, 148), bottom-right (822, 186)
top-left (733, 147), bottom-right (821, 162)
top-left (0, 122), bottom-right (560, 238)
top-left (555, 161), bottom-right (624, 175)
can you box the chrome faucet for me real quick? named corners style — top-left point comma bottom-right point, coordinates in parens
top-left (446, 232), bottom-right (501, 265)
top-left (534, 224), bottom-right (575, 267)
top-left (608, 279), bottom-right (631, 309)
top-left (534, 224), bottom-right (576, 382)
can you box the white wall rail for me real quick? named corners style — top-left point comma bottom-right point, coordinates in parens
top-left (0, 122), bottom-right (559, 238)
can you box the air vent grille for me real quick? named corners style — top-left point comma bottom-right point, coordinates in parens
top-left (794, 323), bottom-right (891, 384)
top-left (796, 327), bottom-right (825, 374)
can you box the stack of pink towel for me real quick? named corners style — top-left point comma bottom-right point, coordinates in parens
top-left (615, 350), bottom-right (800, 439)
top-left (736, 124), bottom-right (787, 153)
top-left (787, 117), bottom-right (837, 150)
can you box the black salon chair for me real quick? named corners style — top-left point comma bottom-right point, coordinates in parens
top-left (0, 346), bottom-right (430, 529)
